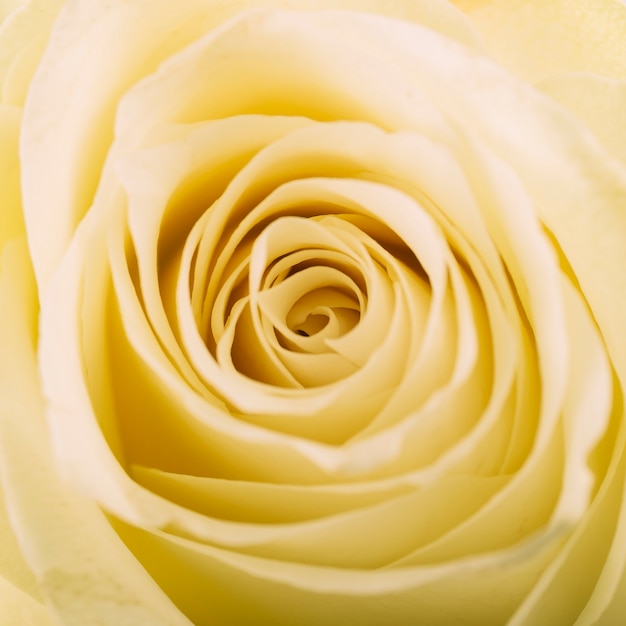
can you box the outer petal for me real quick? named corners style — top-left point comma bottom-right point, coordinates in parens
top-left (0, 240), bottom-right (192, 626)
top-left (0, 103), bottom-right (23, 248)
top-left (0, 1), bottom-right (26, 24)
top-left (0, 93), bottom-right (56, 626)
top-left (538, 73), bottom-right (626, 166)
top-left (450, 0), bottom-right (626, 82)
top-left (0, 488), bottom-right (47, 623)
top-left (0, 578), bottom-right (56, 626)
top-left (0, 0), bottom-right (63, 104)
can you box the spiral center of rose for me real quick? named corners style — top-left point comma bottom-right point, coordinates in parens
top-left (191, 208), bottom-right (428, 390)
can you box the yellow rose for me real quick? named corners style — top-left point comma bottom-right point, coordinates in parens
top-left (1, 1), bottom-right (626, 624)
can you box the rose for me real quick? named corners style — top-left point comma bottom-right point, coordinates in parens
top-left (1, 1), bottom-right (625, 624)
top-left (1, 2), bottom-right (626, 625)
top-left (1, 0), bottom-right (626, 624)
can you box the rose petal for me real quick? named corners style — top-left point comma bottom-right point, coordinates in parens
top-left (450, 0), bottom-right (626, 81)
top-left (0, 1), bottom-right (26, 24)
top-left (0, 577), bottom-right (56, 626)
top-left (0, 0), bottom-right (62, 104)
top-left (112, 515), bottom-right (565, 626)
top-left (131, 465), bottom-right (413, 524)
top-left (0, 240), bottom-right (191, 625)
top-left (507, 280), bottom-right (616, 624)
top-left (538, 72), bottom-right (626, 165)
top-left (0, 103), bottom-right (23, 247)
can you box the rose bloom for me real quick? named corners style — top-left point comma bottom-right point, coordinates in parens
top-left (1, 0), bottom-right (626, 624)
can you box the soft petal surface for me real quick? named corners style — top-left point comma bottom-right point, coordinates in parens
top-left (0, 240), bottom-right (191, 626)
top-left (538, 72), bottom-right (626, 166)
top-left (450, 0), bottom-right (626, 81)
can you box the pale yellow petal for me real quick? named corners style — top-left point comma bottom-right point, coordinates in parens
top-left (113, 516), bottom-right (564, 626)
top-left (583, 450), bottom-right (626, 622)
top-left (0, 1), bottom-right (25, 24)
top-left (0, 103), bottom-right (23, 248)
top-left (0, 0), bottom-right (62, 104)
top-left (0, 577), bottom-right (56, 626)
top-left (0, 484), bottom-right (41, 607)
top-left (506, 283), bottom-right (618, 623)
top-left (132, 465), bottom-right (412, 524)
top-left (449, 0), bottom-right (626, 81)
top-left (538, 72), bottom-right (626, 166)
top-left (0, 240), bottom-right (192, 625)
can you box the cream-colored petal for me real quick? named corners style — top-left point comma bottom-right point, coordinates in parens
top-left (114, 516), bottom-right (565, 626)
top-left (0, 424), bottom-right (41, 609)
top-left (0, 0), bottom-right (62, 104)
top-left (0, 240), bottom-right (191, 625)
top-left (132, 465), bottom-right (412, 524)
top-left (582, 439), bottom-right (626, 622)
top-left (0, 577), bottom-right (56, 626)
top-left (551, 280), bottom-right (612, 522)
top-left (119, 467), bottom-right (505, 568)
top-left (0, 479), bottom-right (41, 606)
top-left (220, 475), bottom-right (510, 568)
top-left (538, 72), bottom-right (626, 166)
top-left (0, 102), bottom-right (51, 615)
top-left (0, 1), bottom-right (25, 24)
top-left (39, 214), bottom-right (152, 522)
top-left (450, 0), bottom-right (626, 82)
top-left (0, 103), bottom-right (23, 248)
top-left (506, 282), bottom-right (617, 624)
